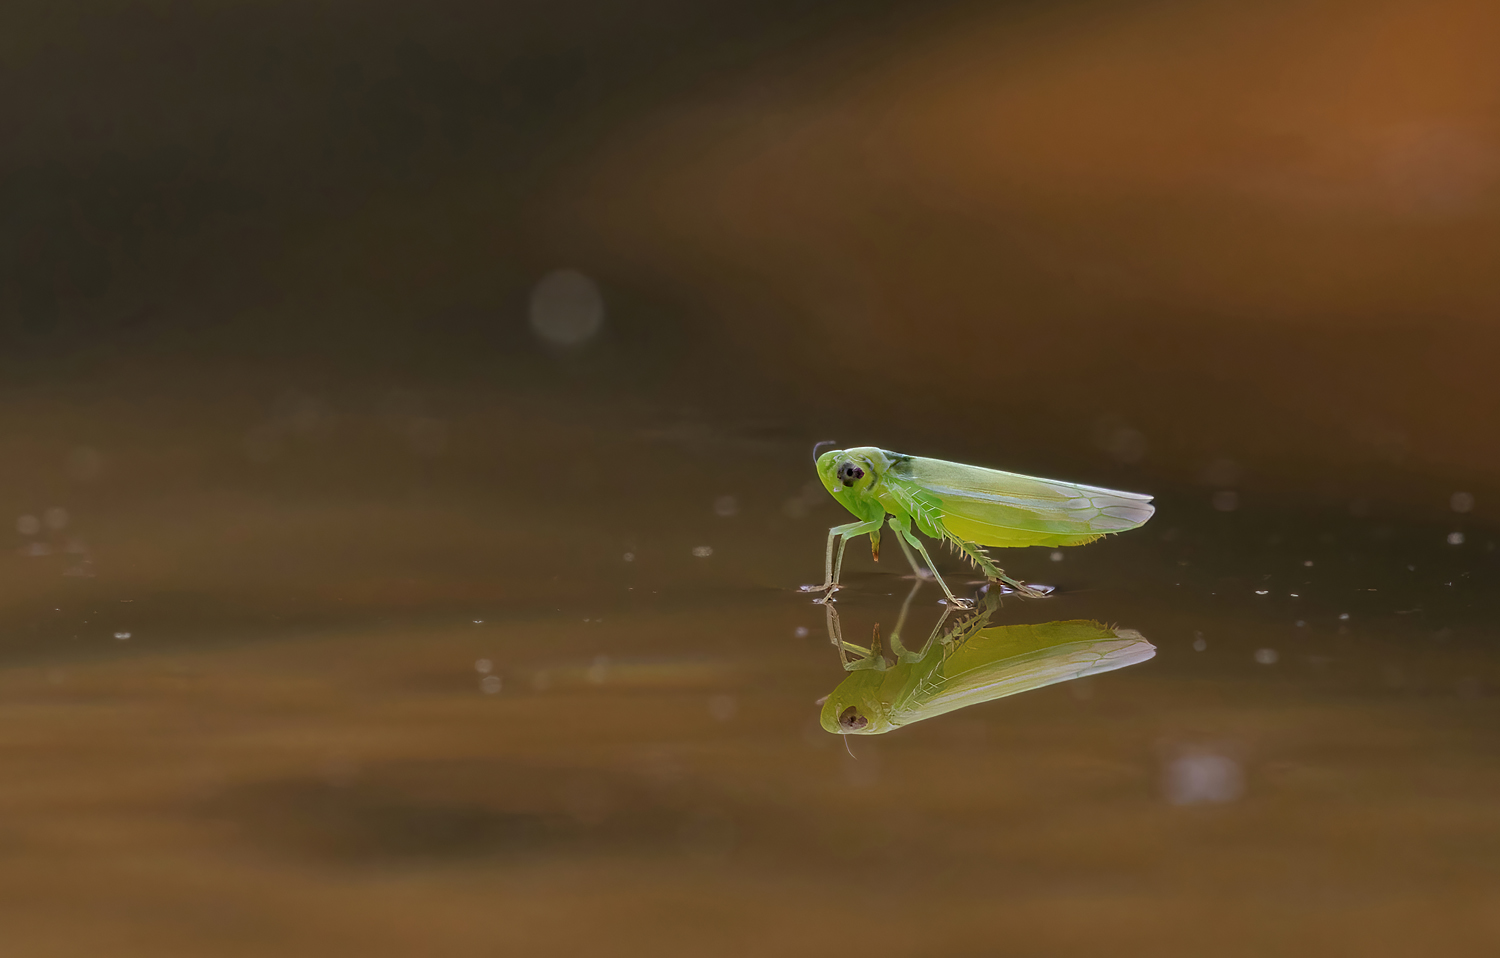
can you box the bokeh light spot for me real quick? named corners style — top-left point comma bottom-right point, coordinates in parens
top-left (1164, 751), bottom-right (1244, 806)
top-left (529, 269), bottom-right (604, 347)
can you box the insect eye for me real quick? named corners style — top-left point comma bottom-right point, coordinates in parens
top-left (838, 706), bottom-right (868, 730)
top-left (837, 463), bottom-right (865, 486)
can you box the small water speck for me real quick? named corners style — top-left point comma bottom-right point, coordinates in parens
top-left (1049, 551), bottom-right (1064, 562)
top-left (1290, 593), bottom-right (1299, 598)
top-left (1255, 590), bottom-right (1268, 595)
top-left (708, 694), bottom-right (737, 722)
top-left (113, 631), bottom-right (131, 640)
top-left (1164, 751), bottom-right (1243, 805)
top-left (1212, 490), bottom-right (1239, 512)
top-left (16, 515), bottom-right (40, 536)
top-left (793, 626), bottom-right (809, 638)
top-left (1295, 620), bottom-right (1306, 627)
top-left (1447, 532), bottom-right (1465, 546)
top-left (691, 545), bottom-right (713, 558)
top-left (713, 495), bottom-right (738, 518)
top-left (586, 655), bottom-right (610, 685)
top-left (1339, 613), bottom-right (1350, 620)
top-left (1255, 648), bottom-right (1279, 665)
top-left (472, 619), bottom-right (483, 624)
top-left (623, 552), bottom-right (635, 562)
top-left (475, 659), bottom-right (492, 674)
top-left (480, 675), bottom-right (502, 695)
top-left (1192, 633), bottom-right (1207, 652)
top-left (1451, 491), bottom-right (1475, 513)
top-left (1303, 560), bottom-right (1314, 567)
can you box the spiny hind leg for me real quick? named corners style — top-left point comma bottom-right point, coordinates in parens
top-left (951, 538), bottom-right (1049, 598)
top-left (887, 515), bottom-right (973, 609)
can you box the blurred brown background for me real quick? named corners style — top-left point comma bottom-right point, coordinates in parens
top-left (7, 0), bottom-right (1499, 509)
top-left (3, 2), bottom-right (1499, 956)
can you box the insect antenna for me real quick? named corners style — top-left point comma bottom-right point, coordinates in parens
top-left (842, 734), bottom-right (857, 759)
top-left (811, 440), bottom-right (839, 461)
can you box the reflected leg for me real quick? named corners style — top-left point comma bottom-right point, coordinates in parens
top-left (825, 601), bottom-right (886, 671)
top-left (885, 576), bottom-right (925, 659)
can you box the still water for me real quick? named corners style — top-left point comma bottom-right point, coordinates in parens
top-left (4, 0), bottom-right (1499, 952)
top-left (1, 372), bottom-right (1495, 957)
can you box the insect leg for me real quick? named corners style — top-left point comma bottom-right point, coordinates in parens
top-left (814, 518), bottom-right (884, 601)
top-left (891, 523), bottom-right (931, 581)
top-left (950, 539), bottom-right (1048, 598)
top-left (833, 518), bottom-right (881, 586)
top-left (887, 515), bottom-right (973, 609)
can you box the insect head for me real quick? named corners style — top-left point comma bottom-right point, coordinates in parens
top-left (837, 462), bottom-right (865, 487)
top-left (837, 706), bottom-right (869, 730)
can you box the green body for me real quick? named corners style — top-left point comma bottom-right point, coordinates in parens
top-left (809, 447), bottom-right (1155, 603)
top-left (820, 616), bottom-right (1155, 735)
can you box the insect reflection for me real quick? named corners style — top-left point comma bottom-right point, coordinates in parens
top-left (819, 584), bottom-right (1155, 736)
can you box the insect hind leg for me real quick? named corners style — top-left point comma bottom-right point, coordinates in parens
top-left (949, 537), bottom-right (1049, 599)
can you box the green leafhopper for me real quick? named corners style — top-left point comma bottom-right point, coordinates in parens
top-left (808, 446), bottom-right (1154, 605)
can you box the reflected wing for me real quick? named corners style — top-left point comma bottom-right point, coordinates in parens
top-left (890, 622), bottom-right (1154, 726)
top-left (888, 452), bottom-right (1154, 548)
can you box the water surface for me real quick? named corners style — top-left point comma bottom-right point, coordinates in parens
top-left (2, 378), bottom-right (1495, 957)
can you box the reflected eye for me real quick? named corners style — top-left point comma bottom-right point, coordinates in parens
top-left (838, 706), bottom-right (868, 730)
top-left (837, 462), bottom-right (866, 486)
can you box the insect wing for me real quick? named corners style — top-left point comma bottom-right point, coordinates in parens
top-left (887, 453), bottom-right (1154, 547)
top-left (890, 621), bottom-right (1155, 727)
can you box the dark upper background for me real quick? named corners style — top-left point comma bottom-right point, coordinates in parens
top-left (3, 0), bottom-right (1498, 521)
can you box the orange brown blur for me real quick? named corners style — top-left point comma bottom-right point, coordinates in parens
top-left (2, 1), bottom-right (1500, 955)
top-left (552, 0), bottom-right (1500, 506)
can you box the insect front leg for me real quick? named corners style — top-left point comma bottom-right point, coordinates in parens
top-left (886, 515), bottom-right (974, 609)
top-left (811, 518), bottom-right (884, 602)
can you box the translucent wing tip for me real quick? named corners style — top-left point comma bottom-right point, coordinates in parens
top-left (1079, 633), bottom-right (1157, 675)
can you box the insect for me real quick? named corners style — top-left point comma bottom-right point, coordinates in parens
top-left (819, 589), bottom-right (1155, 735)
top-left (809, 446), bottom-right (1154, 606)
